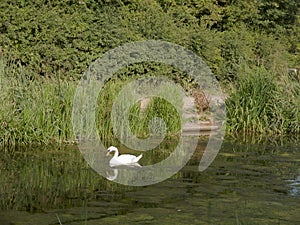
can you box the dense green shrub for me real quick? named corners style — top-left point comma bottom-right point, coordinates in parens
top-left (0, 1), bottom-right (141, 80)
top-left (1, 0), bottom-right (299, 81)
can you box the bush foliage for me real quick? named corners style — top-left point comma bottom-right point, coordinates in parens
top-left (1, 0), bottom-right (299, 80)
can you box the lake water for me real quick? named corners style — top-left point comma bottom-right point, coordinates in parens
top-left (0, 136), bottom-right (299, 225)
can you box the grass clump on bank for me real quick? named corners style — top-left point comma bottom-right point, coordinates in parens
top-left (95, 86), bottom-right (182, 147)
top-left (1, 56), bottom-right (300, 146)
top-left (0, 58), bottom-right (75, 145)
top-left (226, 66), bottom-right (300, 135)
top-left (0, 58), bottom-right (184, 145)
top-left (95, 66), bottom-right (185, 145)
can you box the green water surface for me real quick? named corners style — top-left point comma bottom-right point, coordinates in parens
top-left (0, 137), bottom-right (299, 225)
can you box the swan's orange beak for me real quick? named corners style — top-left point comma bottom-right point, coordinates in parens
top-left (106, 150), bottom-right (111, 156)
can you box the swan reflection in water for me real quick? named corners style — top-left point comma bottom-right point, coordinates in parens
top-left (105, 146), bottom-right (143, 181)
top-left (287, 175), bottom-right (300, 196)
top-left (106, 168), bottom-right (118, 181)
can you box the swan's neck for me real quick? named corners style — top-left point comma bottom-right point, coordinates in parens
top-left (112, 149), bottom-right (119, 158)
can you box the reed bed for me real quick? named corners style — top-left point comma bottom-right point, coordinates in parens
top-left (1, 57), bottom-right (299, 146)
top-left (96, 78), bottom-right (182, 145)
top-left (0, 58), bottom-right (182, 146)
top-left (0, 58), bottom-right (75, 145)
top-left (226, 66), bottom-right (300, 135)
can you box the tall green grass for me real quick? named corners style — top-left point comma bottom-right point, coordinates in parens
top-left (226, 66), bottom-right (300, 135)
top-left (96, 77), bottom-right (182, 145)
top-left (0, 58), bottom-right (75, 145)
top-left (0, 58), bottom-right (182, 145)
top-left (1, 56), bottom-right (299, 145)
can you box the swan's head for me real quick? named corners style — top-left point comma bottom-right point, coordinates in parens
top-left (106, 146), bottom-right (118, 156)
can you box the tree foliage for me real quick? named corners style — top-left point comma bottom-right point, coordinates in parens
top-left (0, 0), bottom-right (299, 81)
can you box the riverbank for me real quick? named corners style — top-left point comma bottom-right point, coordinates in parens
top-left (0, 57), bottom-right (299, 146)
top-left (1, 0), bottom-right (299, 145)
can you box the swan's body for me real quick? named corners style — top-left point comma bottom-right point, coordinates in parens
top-left (106, 146), bottom-right (142, 167)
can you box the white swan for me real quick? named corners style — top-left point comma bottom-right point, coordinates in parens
top-left (106, 146), bottom-right (142, 167)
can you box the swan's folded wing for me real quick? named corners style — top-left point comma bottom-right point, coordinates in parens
top-left (117, 154), bottom-right (138, 163)
top-left (110, 154), bottom-right (143, 167)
